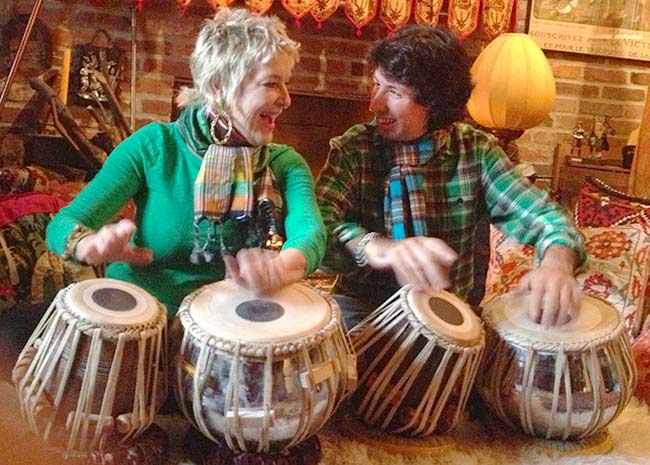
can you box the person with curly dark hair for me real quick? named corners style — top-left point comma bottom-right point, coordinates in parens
top-left (316, 26), bottom-right (585, 330)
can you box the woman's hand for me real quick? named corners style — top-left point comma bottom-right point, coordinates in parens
top-left (515, 244), bottom-right (582, 328)
top-left (75, 219), bottom-right (154, 266)
top-left (223, 247), bottom-right (307, 295)
top-left (363, 236), bottom-right (458, 294)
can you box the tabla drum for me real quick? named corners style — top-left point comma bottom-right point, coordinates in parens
top-left (477, 292), bottom-right (637, 441)
top-left (349, 286), bottom-right (485, 436)
top-left (173, 279), bottom-right (357, 454)
top-left (12, 278), bottom-right (168, 457)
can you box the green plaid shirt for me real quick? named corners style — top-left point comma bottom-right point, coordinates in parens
top-left (316, 121), bottom-right (585, 308)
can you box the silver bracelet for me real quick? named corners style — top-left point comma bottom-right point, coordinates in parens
top-left (354, 232), bottom-right (380, 267)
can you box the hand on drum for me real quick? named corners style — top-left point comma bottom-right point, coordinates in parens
top-left (515, 244), bottom-right (582, 328)
top-left (364, 236), bottom-right (458, 294)
top-left (223, 247), bottom-right (307, 295)
top-left (75, 219), bottom-right (154, 266)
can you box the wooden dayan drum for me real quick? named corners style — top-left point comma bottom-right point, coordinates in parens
top-left (12, 278), bottom-right (168, 457)
top-left (173, 280), bottom-right (357, 454)
top-left (477, 292), bottom-right (637, 441)
top-left (349, 286), bottom-right (485, 436)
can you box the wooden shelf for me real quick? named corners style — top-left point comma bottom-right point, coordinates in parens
top-left (551, 143), bottom-right (630, 209)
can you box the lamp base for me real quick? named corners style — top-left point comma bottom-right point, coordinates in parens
top-left (478, 127), bottom-right (525, 163)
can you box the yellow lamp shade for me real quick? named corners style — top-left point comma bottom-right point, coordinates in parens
top-left (467, 33), bottom-right (556, 131)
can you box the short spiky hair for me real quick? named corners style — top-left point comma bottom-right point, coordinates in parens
top-left (178, 8), bottom-right (300, 114)
top-left (369, 26), bottom-right (473, 130)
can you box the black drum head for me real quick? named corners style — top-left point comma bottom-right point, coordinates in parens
top-left (236, 300), bottom-right (285, 322)
top-left (91, 288), bottom-right (138, 312)
top-left (428, 297), bottom-right (464, 326)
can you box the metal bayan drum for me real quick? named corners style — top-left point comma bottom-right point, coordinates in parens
top-left (173, 280), bottom-right (357, 453)
top-left (478, 292), bottom-right (637, 441)
top-left (12, 278), bottom-right (168, 456)
top-left (349, 286), bottom-right (485, 436)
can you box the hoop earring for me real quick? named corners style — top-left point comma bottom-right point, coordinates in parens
top-left (209, 111), bottom-right (233, 145)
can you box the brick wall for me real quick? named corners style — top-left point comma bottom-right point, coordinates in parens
top-left (1, 0), bottom-right (648, 177)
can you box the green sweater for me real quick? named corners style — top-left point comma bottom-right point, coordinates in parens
top-left (47, 121), bottom-right (326, 317)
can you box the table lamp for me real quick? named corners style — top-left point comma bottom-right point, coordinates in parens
top-left (467, 33), bottom-right (556, 160)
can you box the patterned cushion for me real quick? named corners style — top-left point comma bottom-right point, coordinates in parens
top-left (0, 192), bottom-right (67, 227)
top-left (482, 224), bottom-right (650, 339)
top-left (0, 197), bottom-right (98, 313)
top-left (574, 177), bottom-right (650, 337)
top-left (0, 166), bottom-right (50, 195)
top-left (575, 177), bottom-right (650, 228)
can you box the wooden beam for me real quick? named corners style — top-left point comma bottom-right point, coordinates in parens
top-left (29, 76), bottom-right (106, 171)
top-left (0, 0), bottom-right (45, 118)
top-left (629, 84), bottom-right (650, 196)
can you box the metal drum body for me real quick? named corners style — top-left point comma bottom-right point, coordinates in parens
top-left (349, 287), bottom-right (485, 436)
top-left (13, 278), bottom-right (168, 456)
top-left (173, 280), bottom-right (356, 453)
top-left (478, 292), bottom-right (637, 441)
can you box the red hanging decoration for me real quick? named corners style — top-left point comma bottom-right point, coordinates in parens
top-left (346, 0), bottom-right (379, 36)
top-left (482, 0), bottom-right (517, 39)
top-left (413, 0), bottom-right (443, 26)
top-left (136, 0), bottom-right (144, 11)
top-left (447, 0), bottom-right (480, 40)
top-left (207, 0), bottom-right (238, 11)
top-left (246, 0), bottom-right (275, 15)
top-left (176, 0), bottom-right (193, 15)
top-left (379, 0), bottom-right (413, 33)
top-left (281, 0), bottom-right (314, 27)
top-left (311, 0), bottom-right (339, 29)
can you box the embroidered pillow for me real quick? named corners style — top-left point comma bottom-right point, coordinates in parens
top-left (574, 177), bottom-right (650, 337)
top-left (0, 194), bottom-right (100, 313)
top-left (0, 165), bottom-right (52, 195)
top-left (482, 224), bottom-right (650, 340)
top-left (574, 177), bottom-right (650, 228)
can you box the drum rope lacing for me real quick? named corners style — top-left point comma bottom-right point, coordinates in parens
top-left (173, 284), bottom-right (355, 453)
top-left (13, 283), bottom-right (168, 456)
top-left (481, 331), bottom-right (636, 440)
top-left (350, 286), bottom-right (485, 436)
top-left (352, 287), bottom-right (485, 349)
top-left (478, 304), bottom-right (637, 441)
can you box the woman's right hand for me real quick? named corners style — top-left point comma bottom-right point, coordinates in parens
top-left (75, 219), bottom-right (153, 266)
top-left (223, 247), bottom-right (307, 295)
top-left (364, 236), bottom-right (458, 293)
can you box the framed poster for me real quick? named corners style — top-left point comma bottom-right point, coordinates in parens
top-left (526, 0), bottom-right (650, 61)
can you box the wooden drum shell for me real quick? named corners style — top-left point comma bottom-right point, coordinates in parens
top-left (349, 287), bottom-right (485, 436)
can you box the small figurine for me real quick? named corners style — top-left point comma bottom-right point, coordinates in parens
top-left (571, 120), bottom-right (585, 155)
top-left (601, 116), bottom-right (615, 152)
top-left (589, 115), bottom-right (606, 157)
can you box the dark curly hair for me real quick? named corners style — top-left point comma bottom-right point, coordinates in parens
top-left (369, 26), bottom-right (473, 130)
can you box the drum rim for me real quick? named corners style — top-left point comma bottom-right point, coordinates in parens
top-left (481, 292), bottom-right (626, 352)
top-left (57, 281), bottom-right (167, 340)
top-left (405, 287), bottom-right (484, 347)
top-left (176, 284), bottom-right (346, 357)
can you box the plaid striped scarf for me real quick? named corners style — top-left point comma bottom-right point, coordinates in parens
top-left (194, 143), bottom-right (263, 222)
top-left (176, 106), bottom-right (283, 261)
top-left (381, 130), bottom-right (449, 240)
